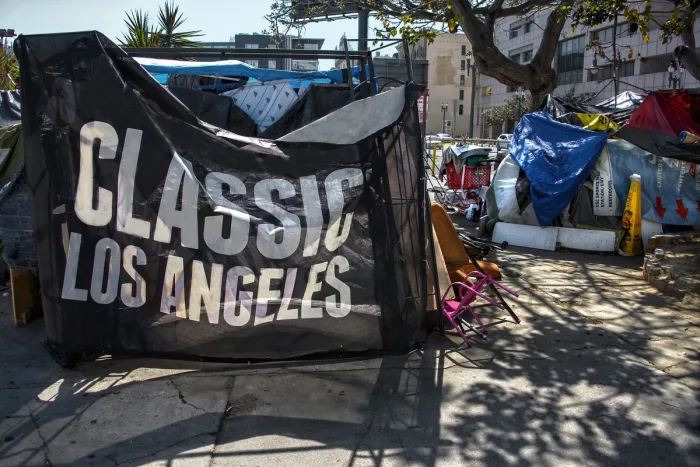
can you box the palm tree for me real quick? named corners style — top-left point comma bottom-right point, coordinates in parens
top-left (120, 1), bottom-right (201, 48)
top-left (156, 1), bottom-right (201, 47)
top-left (120, 9), bottom-right (161, 47)
top-left (0, 47), bottom-right (19, 90)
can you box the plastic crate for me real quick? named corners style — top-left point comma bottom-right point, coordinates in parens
top-left (445, 162), bottom-right (491, 189)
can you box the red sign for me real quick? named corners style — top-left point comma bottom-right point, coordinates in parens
top-left (417, 90), bottom-right (429, 123)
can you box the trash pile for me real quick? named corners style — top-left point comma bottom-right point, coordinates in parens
top-left (484, 90), bottom-right (699, 254)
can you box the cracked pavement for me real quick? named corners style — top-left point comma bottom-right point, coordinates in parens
top-left (0, 241), bottom-right (699, 466)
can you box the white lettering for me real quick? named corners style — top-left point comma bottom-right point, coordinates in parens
top-left (203, 172), bottom-right (250, 255)
top-left (277, 268), bottom-right (299, 320)
top-left (300, 175), bottom-right (323, 257)
top-left (255, 179), bottom-right (301, 259)
top-left (90, 238), bottom-right (120, 305)
top-left (76, 121), bottom-right (117, 226)
top-left (61, 232), bottom-right (88, 301)
top-left (302, 261), bottom-right (327, 319)
top-left (153, 153), bottom-right (199, 249)
top-left (117, 129), bottom-right (151, 239)
top-left (188, 260), bottom-right (224, 323)
top-left (223, 266), bottom-right (255, 327)
top-left (254, 268), bottom-right (284, 325)
top-left (160, 255), bottom-right (186, 317)
top-left (326, 255), bottom-right (351, 318)
top-left (324, 168), bottom-right (363, 251)
top-left (121, 245), bottom-right (147, 308)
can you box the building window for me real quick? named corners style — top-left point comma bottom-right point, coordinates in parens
top-left (268, 44), bottom-right (277, 49)
top-left (459, 89), bottom-right (465, 100)
top-left (460, 75), bottom-right (465, 86)
top-left (245, 43), bottom-right (259, 49)
top-left (459, 104), bottom-right (464, 115)
top-left (591, 26), bottom-right (614, 43)
top-left (507, 85), bottom-right (519, 93)
top-left (557, 36), bottom-right (585, 85)
top-left (588, 60), bottom-right (635, 81)
top-left (591, 25), bottom-right (634, 43)
top-left (522, 50), bottom-right (533, 64)
top-left (461, 60), bottom-right (465, 70)
top-left (510, 53), bottom-right (520, 64)
top-left (303, 43), bottom-right (318, 50)
top-left (245, 59), bottom-right (259, 67)
top-left (637, 51), bottom-right (700, 74)
top-left (268, 59), bottom-right (277, 69)
top-left (524, 21), bottom-right (534, 34)
top-left (509, 24), bottom-right (521, 39)
top-left (461, 45), bottom-right (466, 55)
top-left (620, 60), bottom-right (635, 77)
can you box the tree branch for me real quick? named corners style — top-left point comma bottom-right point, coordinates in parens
top-left (675, 12), bottom-right (700, 82)
top-left (531, 1), bottom-right (572, 72)
top-left (473, 0), bottom-right (560, 18)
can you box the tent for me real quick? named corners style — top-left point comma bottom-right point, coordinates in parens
top-left (540, 92), bottom-right (643, 127)
top-left (508, 112), bottom-right (608, 227)
top-left (615, 91), bottom-right (700, 163)
top-left (135, 57), bottom-right (370, 90)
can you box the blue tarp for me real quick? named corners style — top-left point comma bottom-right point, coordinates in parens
top-left (135, 57), bottom-right (370, 87)
top-left (509, 111), bottom-right (608, 227)
top-left (607, 140), bottom-right (699, 226)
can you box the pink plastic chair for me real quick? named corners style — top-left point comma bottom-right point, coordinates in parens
top-left (440, 271), bottom-right (519, 347)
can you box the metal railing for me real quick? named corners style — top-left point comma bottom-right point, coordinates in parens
top-left (424, 137), bottom-right (499, 149)
top-left (423, 138), bottom-right (504, 177)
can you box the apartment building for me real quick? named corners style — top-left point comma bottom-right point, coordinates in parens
top-left (424, 33), bottom-right (475, 137)
top-left (477, 8), bottom-right (700, 137)
top-left (201, 34), bottom-right (325, 71)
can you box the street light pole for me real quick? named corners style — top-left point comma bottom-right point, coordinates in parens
top-left (467, 59), bottom-right (477, 139)
top-left (441, 102), bottom-right (448, 134)
top-left (612, 13), bottom-right (619, 112)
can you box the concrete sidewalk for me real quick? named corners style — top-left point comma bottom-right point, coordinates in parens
top-left (1, 245), bottom-right (699, 466)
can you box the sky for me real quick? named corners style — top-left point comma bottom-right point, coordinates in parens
top-left (2, 0), bottom-right (382, 70)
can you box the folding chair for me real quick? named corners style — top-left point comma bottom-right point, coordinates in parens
top-left (430, 202), bottom-right (501, 282)
top-left (440, 271), bottom-right (519, 347)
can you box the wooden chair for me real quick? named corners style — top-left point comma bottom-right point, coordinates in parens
top-left (430, 202), bottom-right (501, 282)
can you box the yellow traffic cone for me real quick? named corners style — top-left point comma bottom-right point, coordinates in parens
top-left (619, 174), bottom-right (643, 256)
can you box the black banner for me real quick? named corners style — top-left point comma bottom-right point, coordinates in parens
top-left (15, 32), bottom-right (427, 359)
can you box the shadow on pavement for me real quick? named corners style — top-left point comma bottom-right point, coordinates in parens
top-left (1, 239), bottom-right (699, 467)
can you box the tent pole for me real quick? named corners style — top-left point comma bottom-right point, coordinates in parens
top-left (613, 14), bottom-right (619, 112)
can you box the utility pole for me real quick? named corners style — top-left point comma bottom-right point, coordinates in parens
top-left (441, 102), bottom-right (448, 134)
top-left (612, 14), bottom-right (619, 112)
top-left (468, 59), bottom-right (477, 139)
top-left (357, 8), bottom-right (368, 53)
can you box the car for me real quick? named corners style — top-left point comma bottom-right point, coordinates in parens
top-left (425, 133), bottom-right (453, 148)
top-left (496, 133), bottom-right (512, 152)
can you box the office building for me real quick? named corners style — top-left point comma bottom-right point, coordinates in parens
top-left (202, 34), bottom-right (325, 71)
top-left (477, 8), bottom-right (700, 137)
top-left (424, 33), bottom-right (475, 137)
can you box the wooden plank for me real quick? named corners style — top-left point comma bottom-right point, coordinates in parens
top-left (10, 269), bottom-right (42, 325)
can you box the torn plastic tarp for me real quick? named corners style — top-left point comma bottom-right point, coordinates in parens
top-left (0, 125), bottom-right (36, 269)
top-left (509, 112), bottom-right (608, 227)
top-left (606, 139), bottom-right (699, 226)
top-left (15, 31), bottom-right (428, 361)
top-left (540, 92), bottom-right (641, 126)
top-left (616, 91), bottom-right (700, 163)
top-left (438, 144), bottom-right (491, 174)
top-left (136, 57), bottom-right (372, 89)
top-left (0, 91), bottom-right (21, 128)
top-left (167, 86), bottom-right (258, 136)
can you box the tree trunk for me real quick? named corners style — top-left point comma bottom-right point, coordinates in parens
top-left (675, 13), bottom-right (700, 82)
top-left (452, 1), bottom-right (570, 112)
top-left (530, 89), bottom-right (550, 112)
